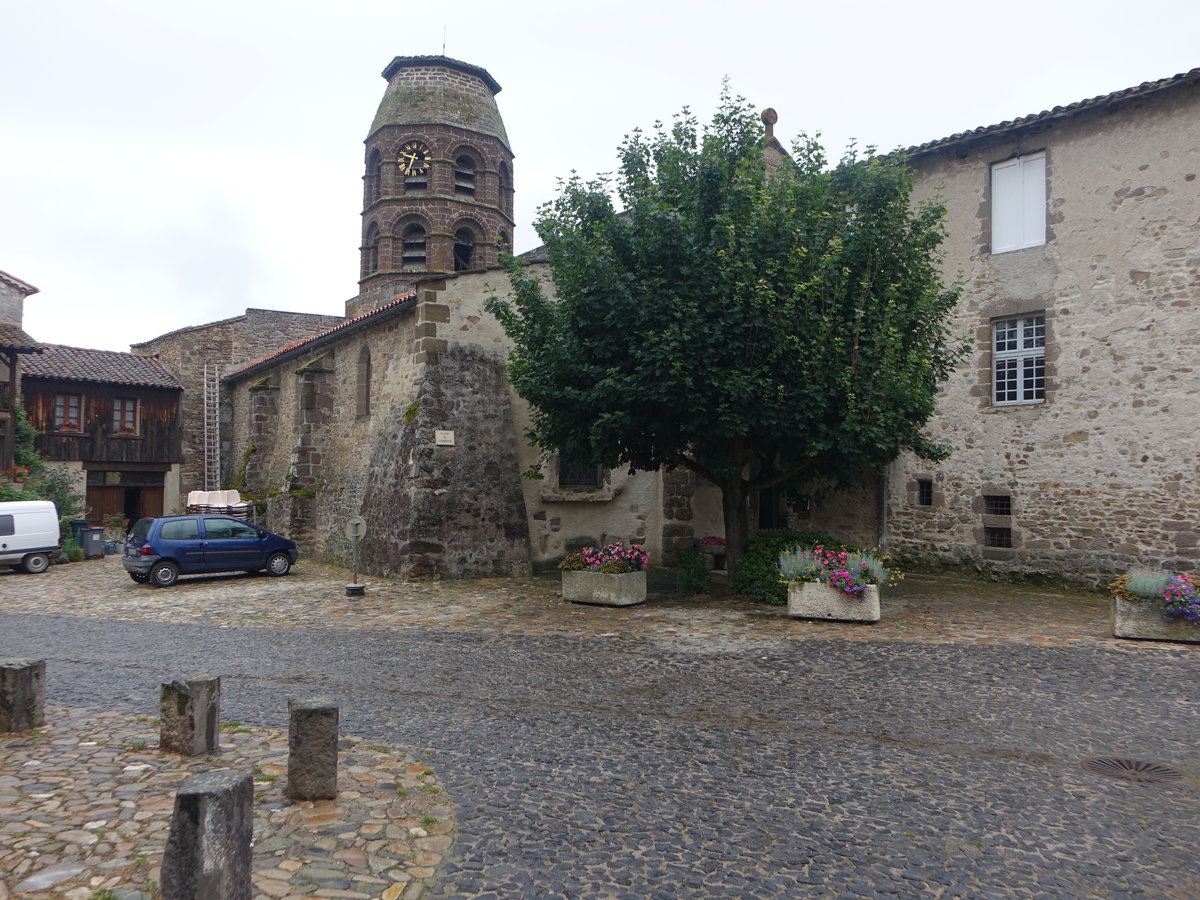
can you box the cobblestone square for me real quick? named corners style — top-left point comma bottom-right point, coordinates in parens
top-left (2, 557), bottom-right (1198, 898)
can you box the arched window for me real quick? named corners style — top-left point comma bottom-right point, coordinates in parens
top-left (356, 346), bottom-right (371, 418)
top-left (454, 155), bottom-right (476, 196)
top-left (498, 162), bottom-right (512, 215)
top-left (362, 222), bottom-right (380, 277)
top-left (497, 231), bottom-right (510, 253)
top-left (366, 149), bottom-right (382, 204)
top-left (453, 228), bottom-right (475, 271)
top-left (401, 224), bottom-right (427, 269)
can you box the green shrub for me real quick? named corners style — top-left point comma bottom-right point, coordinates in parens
top-left (676, 547), bottom-right (710, 596)
top-left (597, 559), bottom-right (632, 574)
top-left (733, 529), bottom-right (845, 604)
top-left (60, 537), bottom-right (84, 563)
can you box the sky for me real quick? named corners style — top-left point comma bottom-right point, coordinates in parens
top-left (3, 0), bottom-right (1197, 352)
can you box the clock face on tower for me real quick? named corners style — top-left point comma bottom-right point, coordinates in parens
top-left (398, 141), bottom-right (431, 176)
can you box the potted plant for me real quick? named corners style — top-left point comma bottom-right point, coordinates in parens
top-left (778, 545), bottom-right (894, 623)
top-left (1110, 570), bottom-right (1200, 644)
top-left (561, 541), bottom-right (649, 606)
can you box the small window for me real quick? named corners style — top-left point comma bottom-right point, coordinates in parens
top-left (0, 514), bottom-right (13, 537)
top-left (356, 346), bottom-right (371, 418)
top-left (454, 155), bottom-right (476, 195)
top-left (53, 393), bottom-right (83, 432)
top-left (984, 526), bottom-right (1013, 548)
top-left (991, 152), bottom-right (1046, 253)
top-left (917, 479), bottom-right (933, 506)
top-left (113, 398), bottom-right (138, 434)
top-left (993, 315), bottom-right (1045, 405)
top-left (401, 224), bottom-right (427, 269)
top-left (558, 457), bottom-right (601, 488)
top-left (984, 495), bottom-right (1012, 516)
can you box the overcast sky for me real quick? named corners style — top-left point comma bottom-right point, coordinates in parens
top-left (3, 0), bottom-right (1197, 352)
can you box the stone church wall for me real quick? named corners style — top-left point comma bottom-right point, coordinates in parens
top-left (882, 84), bottom-right (1200, 587)
top-left (132, 309), bottom-right (345, 496)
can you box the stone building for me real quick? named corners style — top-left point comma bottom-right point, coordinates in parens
top-left (878, 67), bottom-right (1200, 585)
top-left (131, 308), bottom-right (346, 499)
top-left (0, 270), bottom-right (44, 471)
top-left (145, 58), bottom-right (1198, 586)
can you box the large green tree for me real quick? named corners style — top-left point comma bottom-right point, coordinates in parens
top-left (486, 92), bottom-right (967, 571)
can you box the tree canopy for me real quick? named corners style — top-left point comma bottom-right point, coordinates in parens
top-left (486, 91), bottom-right (967, 565)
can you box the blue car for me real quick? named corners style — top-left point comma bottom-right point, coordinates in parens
top-left (123, 515), bottom-right (299, 587)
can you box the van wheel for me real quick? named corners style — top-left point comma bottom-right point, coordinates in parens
top-left (21, 553), bottom-right (50, 574)
top-left (129, 572), bottom-right (150, 583)
top-left (265, 552), bottom-right (292, 577)
top-left (150, 561), bottom-right (179, 588)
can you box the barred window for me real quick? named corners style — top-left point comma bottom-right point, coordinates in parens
top-left (558, 457), bottom-right (601, 488)
top-left (993, 315), bottom-right (1045, 405)
top-left (917, 479), bottom-right (933, 507)
top-left (984, 495), bottom-right (1012, 516)
top-left (984, 526), bottom-right (1013, 548)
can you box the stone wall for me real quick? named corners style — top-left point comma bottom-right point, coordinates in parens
top-left (884, 83), bottom-right (1200, 586)
top-left (132, 309), bottom-right (345, 494)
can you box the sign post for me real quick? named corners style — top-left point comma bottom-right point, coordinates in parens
top-left (343, 516), bottom-right (367, 596)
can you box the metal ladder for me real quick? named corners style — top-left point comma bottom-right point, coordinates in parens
top-left (203, 365), bottom-right (221, 491)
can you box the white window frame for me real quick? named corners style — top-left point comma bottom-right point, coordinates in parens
top-left (991, 152), bottom-right (1046, 253)
top-left (992, 315), bottom-right (1045, 406)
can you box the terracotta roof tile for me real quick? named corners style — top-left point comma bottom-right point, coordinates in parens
top-left (0, 324), bottom-right (43, 354)
top-left (0, 269), bottom-right (39, 296)
top-left (908, 67), bottom-right (1200, 157)
top-left (22, 344), bottom-right (181, 390)
top-left (227, 291), bottom-right (418, 380)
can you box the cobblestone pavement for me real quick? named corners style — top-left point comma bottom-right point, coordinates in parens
top-left (2, 557), bottom-right (1200, 898)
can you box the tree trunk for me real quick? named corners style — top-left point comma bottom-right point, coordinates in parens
top-left (720, 476), bottom-right (751, 575)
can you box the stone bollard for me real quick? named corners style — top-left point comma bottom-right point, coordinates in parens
top-left (160, 770), bottom-right (253, 900)
top-left (285, 697), bottom-right (339, 801)
top-left (160, 675), bottom-right (221, 755)
top-left (0, 658), bottom-right (45, 732)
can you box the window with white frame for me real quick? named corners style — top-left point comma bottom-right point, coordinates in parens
top-left (992, 315), bottom-right (1045, 405)
top-left (991, 152), bottom-right (1046, 253)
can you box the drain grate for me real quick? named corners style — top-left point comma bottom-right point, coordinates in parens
top-left (1081, 757), bottom-right (1184, 785)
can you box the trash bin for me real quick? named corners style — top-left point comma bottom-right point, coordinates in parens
top-left (70, 518), bottom-right (90, 545)
top-left (82, 527), bottom-right (105, 559)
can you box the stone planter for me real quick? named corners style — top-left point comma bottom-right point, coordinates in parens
top-left (787, 582), bottom-right (880, 623)
top-left (562, 569), bottom-right (647, 607)
top-left (695, 542), bottom-right (728, 572)
top-left (1112, 598), bottom-right (1200, 644)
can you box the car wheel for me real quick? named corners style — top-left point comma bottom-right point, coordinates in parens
top-left (129, 572), bottom-right (150, 583)
top-left (265, 552), bottom-right (292, 576)
top-left (150, 561), bottom-right (179, 588)
top-left (21, 553), bottom-right (50, 574)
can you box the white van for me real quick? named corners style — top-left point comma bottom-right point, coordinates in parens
top-left (0, 500), bottom-right (61, 574)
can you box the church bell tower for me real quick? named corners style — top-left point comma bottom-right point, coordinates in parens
top-left (354, 56), bottom-right (515, 315)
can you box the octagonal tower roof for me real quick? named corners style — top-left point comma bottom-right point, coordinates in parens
top-left (369, 55), bottom-right (509, 146)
